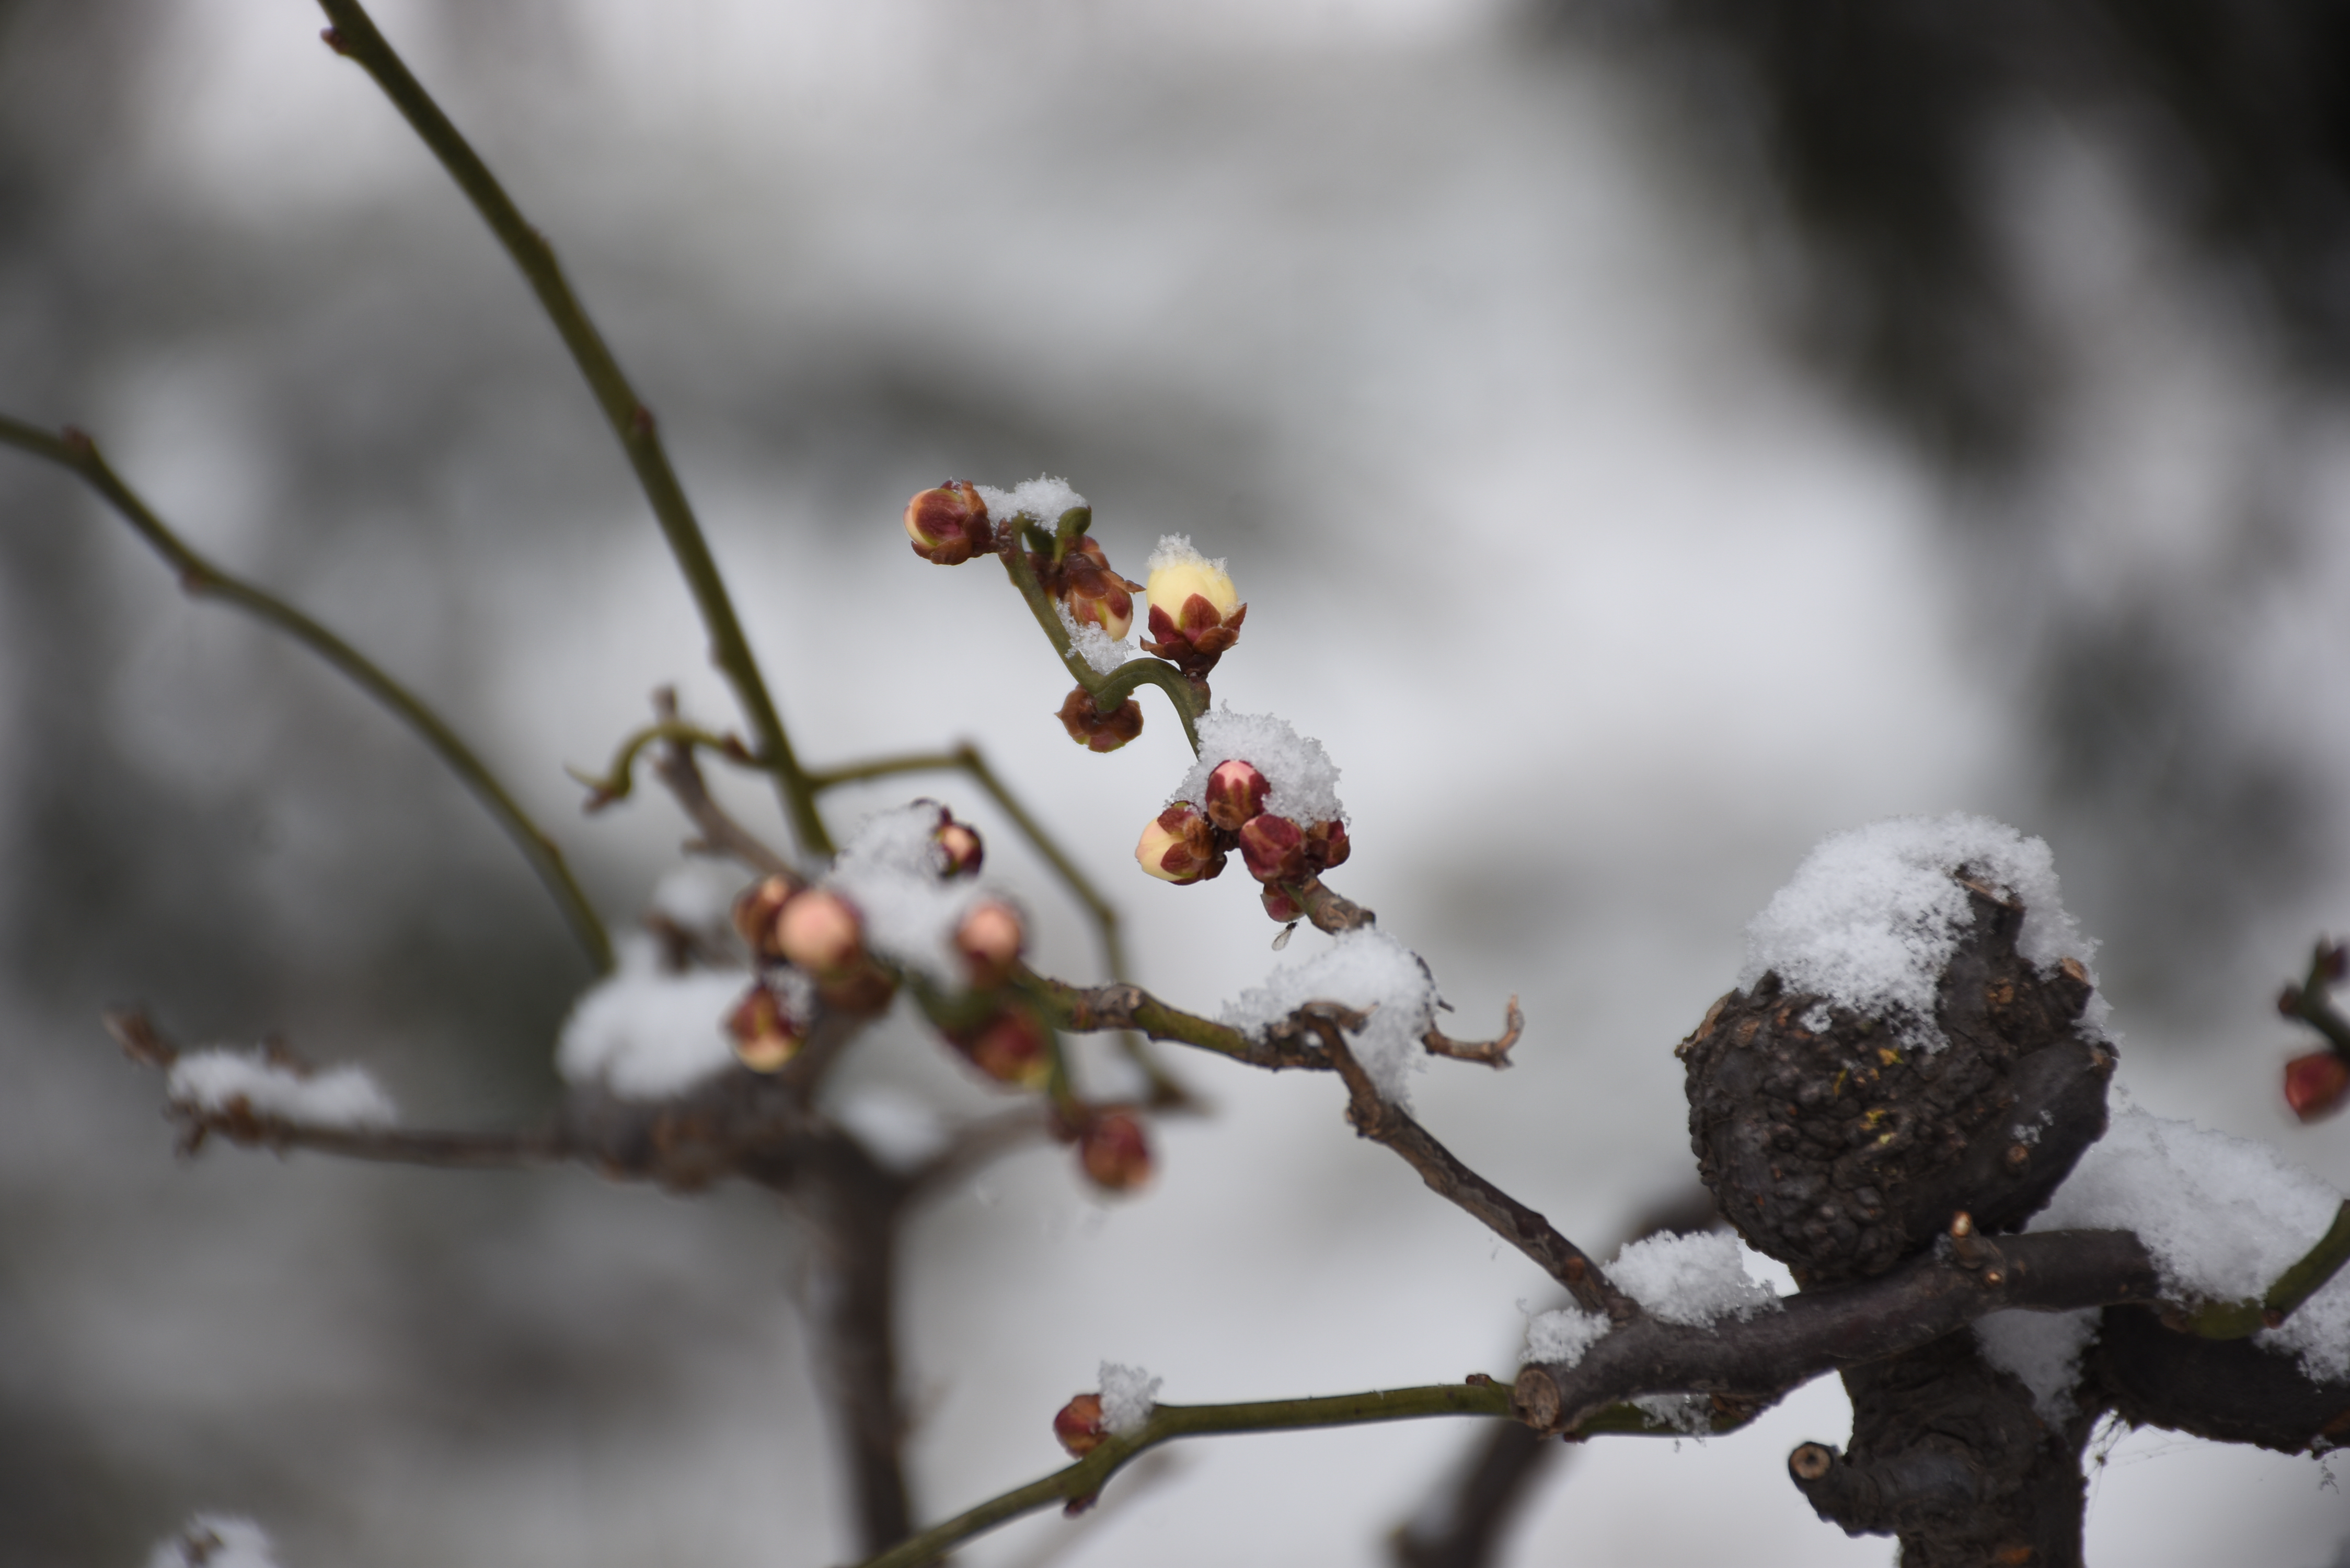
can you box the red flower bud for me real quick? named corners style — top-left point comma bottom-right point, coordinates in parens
top-left (1261, 885), bottom-right (1304, 923)
top-left (1303, 817), bottom-right (1350, 872)
top-left (727, 982), bottom-right (806, 1073)
top-left (903, 481), bottom-right (993, 565)
top-left (1203, 759), bottom-right (1270, 833)
top-left (776, 889), bottom-right (865, 976)
top-left (731, 875), bottom-right (796, 961)
top-left (1237, 813), bottom-right (1306, 884)
top-left (1056, 686), bottom-right (1145, 753)
top-left (1135, 804), bottom-right (1224, 884)
top-left (1078, 1109), bottom-right (1153, 1192)
top-left (2285, 1052), bottom-right (2350, 1122)
top-left (961, 1007), bottom-right (1052, 1088)
top-left (955, 900), bottom-right (1025, 988)
top-left (1054, 1392), bottom-right (1107, 1457)
top-left (935, 819), bottom-right (984, 878)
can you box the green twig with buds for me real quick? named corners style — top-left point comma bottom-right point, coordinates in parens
top-left (847, 1381), bottom-right (1514, 1568)
top-left (312, 0), bottom-right (834, 861)
top-left (2279, 938), bottom-right (2350, 1057)
top-left (997, 536), bottom-right (1204, 753)
top-left (0, 415), bottom-right (613, 974)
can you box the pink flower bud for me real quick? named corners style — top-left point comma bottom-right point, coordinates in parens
top-left (1203, 759), bottom-right (1270, 832)
top-left (1260, 885), bottom-right (1304, 923)
top-left (2286, 1052), bottom-right (2350, 1122)
top-left (1135, 804), bottom-right (1224, 884)
top-left (727, 982), bottom-right (806, 1073)
top-left (961, 1007), bottom-right (1052, 1088)
top-left (1057, 686), bottom-right (1144, 753)
top-left (1054, 1392), bottom-right (1107, 1457)
top-left (903, 481), bottom-right (993, 565)
top-left (935, 819), bottom-right (984, 878)
top-left (731, 875), bottom-right (796, 961)
top-left (1237, 813), bottom-right (1305, 884)
top-left (1304, 817), bottom-right (1350, 872)
top-left (776, 889), bottom-right (864, 976)
top-left (955, 900), bottom-right (1025, 987)
top-left (1078, 1109), bottom-right (1153, 1192)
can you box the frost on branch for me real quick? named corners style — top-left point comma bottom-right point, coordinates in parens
top-left (557, 934), bottom-right (744, 1101)
top-left (146, 1514), bottom-right (282, 1568)
top-left (1520, 1230), bottom-right (1779, 1367)
top-left (167, 1050), bottom-right (396, 1130)
top-left (1223, 928), bottom-right (1437, 1102)
top-left (1973, 1307), bottom-right (2099, 1423)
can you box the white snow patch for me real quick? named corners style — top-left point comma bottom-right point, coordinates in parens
top-left (1606, 1231), bottom-right (1780, 1327)
top-left (1630, 1393), bottom-right (1714, 1436)
top-left (1170, 708), bottom-right (1346, 827)
top-left (147, 1514), bottom-right (282, 1568)
top-left (1056, 597), bottom-right (1132, 674)
top-left (648, 858), bottom-right (747, 934)
top-left (1524, 1306), bottom-right (1609, 1368)
top-left (556, 933), bottom-right (744, 1100)
top-left (1222, 927), bottom-right (1437, 1103)
top-left (2034, 1103), bottom-right (2350, 1383)
top-left (1098, 1361), bottom-right (1160, 1434)
top-left (975, 475), bottom-right (1087, 528)
top-left (1145, 532), bottom-right (1227, 582)
top-left (1740, 814), bottom-right (2106, 1049)
top-left (1974, 1308), bottom-right (2098, 1424)
top-left (830, 1087), bottom-right (951, 1173)
top-left (167, 1050), bottom-right (397, 1129)
top-left (825, 802), bottom-right (988, 984)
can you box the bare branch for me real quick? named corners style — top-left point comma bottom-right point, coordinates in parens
top-left (1423, 996), bottom-right (1523, 1068)
top-left (647, 689), bottom-right (794, 877)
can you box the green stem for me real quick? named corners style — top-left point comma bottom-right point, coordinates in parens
top-left (569, 719), bottom-right (746, 809)
top-left (313, 0), bottom-right (833, 860)
top-left (1020, 972), bottom-right (1267, 1065)
top-left (997, 546), bottom-right (1202, 754)
top-left (853, 1381), bottom-right (1512, 1568)
top-left (2182, 1200), bottom-right (2350, 1339)
top-left (0, 416), bottom-right (612, 973)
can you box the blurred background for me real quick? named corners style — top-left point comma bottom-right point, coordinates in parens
top-left (4, 0), bottom-right (2349, 1563)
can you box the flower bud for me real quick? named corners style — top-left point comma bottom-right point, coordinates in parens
top-left (1303, 817), bottom-right (1351, 872)
top-left (1057, 686), bottom-right (1144, 754)
top-left (1135, 804), bottom-right (1224, 884)
top-left (2285, 1051), bottom-right (2350, 1122)
top-left (1261, 885), bottom-right (1304, 923)
top-left (727, 981), bottom-right (806, 1073)
top-left (962, 1007), bottom-right (1052, 1088)
top-left (731, 875), bottom-right (795, 961)
top-left (903, 480), bottom-right (993, 565)
top-left (1237, 812), bottom-right (1306, 884)
top-left (1142, 538), bottom-right (1247, 677)
top-left (776, 889), bottom-right (864, 976)
top-left (1202, 759), bottom-right (1270, 833)
top-left (935, 818), bottom-right (984, 878)
top-left (1056, 537), bottom-right (1140, 641)
top-left (1078, 1109), bottom-right (1153, 1192)
top-left (1054, 1393), bottom-right (1107, 1457)
top-left (955, 900), bottom-right (1025, 988)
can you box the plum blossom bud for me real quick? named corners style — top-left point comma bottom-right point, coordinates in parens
top-left (1057, 687), bottom-right (1144, 753)
top-left (1303, 817), bottom-right (1351, 872)
top-left (1054, 1393), bottom-right (1107, 1457)
top-left (731, 875), bottom-right (795, 961)
top-left (2285, 1052), bottom-right (2350, 1122)
top-left (935, 818), bottom-right (984, 877)
top-left (955, 900), bottom-right (1024, 988)
top-left (961, 1007), bottom-right (1052, 1088)
top-left (1135, 804), bottom-right (1224, 884)
top-left (727, 982), bottom-right (806, 1073)
top-left (1237, 812), bottom-right (1306, 884)
top-left (1054, 537), bottom-right (1141, 641)
top-left (776, 889), bottom-right (864, 976)
top-left (1078, 1109), bottom-right (1153, 1192)
top-left (1141, 536), bottom-right (1247, 678)
top-left (903, 480), bottom-right (993, 565)
top-left (1260, 885), bottom-right (1304, 923)
top-left (1202, 759), bottom-right (1270, 833)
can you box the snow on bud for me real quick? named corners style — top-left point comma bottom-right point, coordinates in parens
top-left (935, 818), bottom-right (984, 878)
top-left (903, 480), bottom-right (993, 565)
top-left (1078, 1108), bottom-right (1153, 1192)
top-left (1057, 686), bottom-right (1144, 753)
top-left (1054, 1392), bottom-right (1107, 1457)
top-left (1142, 535), bottom-right (1247, 678)
top-left (727, 981), bottom-right (806, 1073)
top-left (1203, 758), bottom-right (1270, 833)
top-left (961, 1007), bottom-right (1052, 1088)
top-left (1237, 812), bottom-right (1306, 884)
top-left (2285, 1051), bottom-right (2350, 1122)
top-left (776, 889), bottom-right (865, 976)
top-left (1135, 804), bottom-right (1224, 884)
top-left (731, 875), bottom-right (795, 961)
top-left (955, 900), bottom-right (1024, 988)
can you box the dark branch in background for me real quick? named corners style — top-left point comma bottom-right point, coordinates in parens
top-left (0, 414), bottom-right (614, 974)
top-left (642, 689), bottom-right (794, 878)
top-left (312, 0), bottom-right (834, 860)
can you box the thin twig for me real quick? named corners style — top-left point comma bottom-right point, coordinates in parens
top-left (312, 0), bottom-right (833, 860)
top-left (648, 690), bottom-right (794, 877)
top-left (1423, 997), bottom-right (1523, 1068)
top-left (572, 718), bottom-right (752, 810)
top-left (2, 415), bottom-right (612, 973)
top-left (995, 540), bottom-right (1203, 753)
top-left (1020, 974), bottom-right (1325, 1071)
top-left (1300, 1004), bottom-right (1633, 1321)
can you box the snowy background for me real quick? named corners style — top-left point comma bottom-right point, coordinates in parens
top-left (3, 1), bottom-right (2349, 1564)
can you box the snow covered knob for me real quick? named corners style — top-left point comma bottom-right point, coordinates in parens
top-left (1135, 804), bottom-right (1224, 884)
top-left (1142, 537), bottom-right (1247, 679)
top-left (2285, 1052), bottom-right (2349, 1122)
top-left (727, 982), bottom-right (805, 1073)
top-left (955, 900), bottom-right (1025, 989)
top-left (1237, 813), bottom-right (1306, 884)
top-left (903, 480), bottom-right (993, 565)
top-left (776, 889), bottom-right (865, 977)
top-left (1202, 759), bottom-right (1270, 832)
top-left (1078, 1109), bottom-right (1153, 1192)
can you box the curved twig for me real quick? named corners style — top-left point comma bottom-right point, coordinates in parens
top-left (1423, 996), bottom-right (1523, 1068)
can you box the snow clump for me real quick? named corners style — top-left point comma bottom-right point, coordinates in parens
top-left (1740, 814), bottom-right (2106, 1049)
top-left (167, 1051), bottom-right (397, 1129)
top-left (147, 1515), bottom-right (283, 1568)
top-left (1171, 709), bottom-right (1346, 828)
top-left (647, 858), bottom-right (748, 936)
top-left (1098, 1362), bottom-right (1161, 1435)
top-left (975, 475), bottom-right (1087, 529)
top-left (1607, 1231), bottom-right (1781, 1326)
top-left (1973, 1307), bottom-right (2099, 1424)
top-left (1056, 597), bottom-right (1130, 674)
top-left (556, 932), bottom-right (744, 1100)
top-left (1222, 927), bottom-right (1437, 1103)
top-left (825, 802), bottom-right (990, 984)
top-left (1524, 1306), bottom-right (1610, 1368)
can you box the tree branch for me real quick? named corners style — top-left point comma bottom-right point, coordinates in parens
top-left (1423, 997), bottom-right (1523, 1068)
top-left (1, 414), bottom-right (613, 973)
top-left (996, 539), bottom-right (1203, 753)
top-left (311, 0), bottom-right (833, 859)
top-left (644, 689), bottom-right (795, 878)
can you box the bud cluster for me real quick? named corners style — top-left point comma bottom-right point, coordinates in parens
top-left (1135, 757), bottom-right (1349, 920)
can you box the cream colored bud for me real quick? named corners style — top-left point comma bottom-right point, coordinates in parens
top-left (1145, 549), bottom-right (1238, 624)
top-left (776, 889), bottom-right (864, 975)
